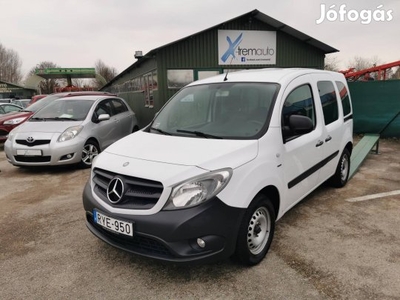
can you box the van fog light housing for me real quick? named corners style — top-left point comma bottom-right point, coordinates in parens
top-left (163, 168), bottom-right (232, 210)
top-left (197, 238), bottom-right (206, 248)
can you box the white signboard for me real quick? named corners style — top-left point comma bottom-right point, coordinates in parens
top-left (218, 30), bottom-right (276, 65)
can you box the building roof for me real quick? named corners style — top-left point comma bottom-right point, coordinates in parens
top-left (0, 80), bottom-right (27, 89)
top-left (151, 9), bottom-right (338, 55)
top-left (103, 9), bottom-right (338, 89)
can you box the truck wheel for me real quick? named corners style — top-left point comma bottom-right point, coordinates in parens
top-left (233, 194), bottom-right (275, 266)
top-left (80, 140), bottom-right (99, 168)
top-left (329, 148), bottom-right (350, 188)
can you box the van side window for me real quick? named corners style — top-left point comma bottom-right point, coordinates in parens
top-left (317, 81), bottom-right (339, 125)
top-left (335, 81), bottom-right (351, 116)
top-left (282, 84), bottom-right (316, 139)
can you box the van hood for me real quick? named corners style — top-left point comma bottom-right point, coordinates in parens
top-left (15, 120), bottom-right (81, 134)
top-left (104, 131), bottom-right (258, 170)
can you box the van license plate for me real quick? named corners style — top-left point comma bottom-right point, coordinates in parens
top-left (93, 210), bottom-right (133, 237)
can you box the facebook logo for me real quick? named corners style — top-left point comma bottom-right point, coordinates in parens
top-left (241, 57), bottom-right (246, 62)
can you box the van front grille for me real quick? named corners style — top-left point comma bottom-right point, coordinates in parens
top-left (92, 168), bottom-right (164, 210)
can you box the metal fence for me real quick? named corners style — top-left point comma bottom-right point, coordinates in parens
top-left (349, 80), bottom-right (400, 137)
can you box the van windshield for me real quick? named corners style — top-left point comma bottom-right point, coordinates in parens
top-left (151, 82), bottom-right (279, 139)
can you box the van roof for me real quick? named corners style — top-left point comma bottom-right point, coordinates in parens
top-left (189, 68), bottom-right (345, 86)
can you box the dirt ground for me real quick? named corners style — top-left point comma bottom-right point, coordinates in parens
top-left (0, 138), bottom-right (399, 300)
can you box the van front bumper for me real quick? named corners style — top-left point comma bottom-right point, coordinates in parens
top-left (82, 181), bottom-right (245, 264)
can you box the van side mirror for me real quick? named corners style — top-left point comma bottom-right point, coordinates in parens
top-left (283, 115), bottom-right (314, 141)
top-left (289, 115), bottom-right (313, 135)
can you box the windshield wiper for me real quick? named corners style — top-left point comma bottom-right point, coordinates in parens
top-left (150, 127), bottom-right (172, 135)
top-left (177, 129), bottom-right (223, 139)
top-left (53, 117), bottom-right (78, 121)
top-left (29, 117), bottom-right (78, 121)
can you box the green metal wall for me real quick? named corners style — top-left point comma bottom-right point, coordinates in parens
top-left (349, 80), bottom-right (400, 137)
top-left (109, 17), bottom-right (326, 128)
top-left (110, 59), bottom-right (159, 127)
top-left (154, 17), bottom-right (325, 122)
top-left (157, 18), bottom-right (324, 71)
top-left (276, 34), bottom-right (325, 68)
top-left (0, 81), bottom-right (36, 99)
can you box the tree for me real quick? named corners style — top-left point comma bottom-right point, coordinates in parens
top-left (72, 78), bottom-right (86, 88)
top-left (392, 67), bottom-right (400, 79)
top-left (93, 59), bottom-right (118, 89)
top-left (71, 78), bottom-right (95, 91)
top-left (0, 43), bottom-right (23, 84)
top-left (347, 56), bottom-right (397, 80)
top-left (324, 55), bottom-right (340, 71)
top-left (27, 61), bottom-right (64, 94)
top-left (347, 56), bottom-right (382, 71)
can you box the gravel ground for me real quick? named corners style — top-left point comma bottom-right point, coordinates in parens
top-left (0, 138), bottom-right (399, 300)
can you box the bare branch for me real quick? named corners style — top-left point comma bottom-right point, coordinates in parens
top-left (0, 43), bottom-right (23, 84)
top-left (93, 59), bottom-right (118, 89)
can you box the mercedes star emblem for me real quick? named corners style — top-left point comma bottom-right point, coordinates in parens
top-left (107, 177), bottom-right (125, 204)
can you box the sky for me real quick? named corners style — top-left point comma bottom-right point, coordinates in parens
top-left (1, 0), bottom-right (399, 78)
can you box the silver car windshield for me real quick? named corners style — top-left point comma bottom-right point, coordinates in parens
top-left (25, 94), bottom-right (66, 112)
top-left (31, 99), bottom-right (95, 121)
top-left (151, 82), bottom-right (279, 139)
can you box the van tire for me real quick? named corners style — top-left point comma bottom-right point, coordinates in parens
top-left (233, 194), bottom-right (275, 266)
top-left (329, 148), bottom-right (350, 188)
top-left (80, 140), bottom-right (100, 168)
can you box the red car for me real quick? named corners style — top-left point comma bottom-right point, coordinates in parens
top-left (29, 94), bottom-right (48, 106)
top-left (0, 91), bottom-right (116, 143)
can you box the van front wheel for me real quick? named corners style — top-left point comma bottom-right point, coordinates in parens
top-left (233, 194), bottom-right (275, 266)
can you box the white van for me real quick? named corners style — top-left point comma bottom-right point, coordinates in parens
top-left (83, 68), bottom-right (353, 265)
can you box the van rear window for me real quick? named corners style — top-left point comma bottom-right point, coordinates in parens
top-left (336, 81), bottom-right (352, 116)
top-left (317, 81), bottom-right (339, 125)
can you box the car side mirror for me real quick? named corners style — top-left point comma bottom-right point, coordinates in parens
top-left (97, 113), bottom-right (110, 122)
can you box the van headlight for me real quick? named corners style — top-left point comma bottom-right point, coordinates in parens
top-left (57, 125), bottom-right (83, 142)
top-left (163, 168), bottom-right (232, 210)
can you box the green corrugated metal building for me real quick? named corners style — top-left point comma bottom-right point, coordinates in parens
top-left (0, 80), bottom-right (36, 99)
top-left (101, 9), bottom-right (338, 128)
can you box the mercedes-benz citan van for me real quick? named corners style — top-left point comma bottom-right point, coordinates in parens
top-left (83, 68), bottom-right (353, 265)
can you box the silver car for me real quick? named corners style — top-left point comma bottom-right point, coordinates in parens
top-left (0, 103), bottom-right (23, 115)
top-left (4, 95), bottom-right (138, 168)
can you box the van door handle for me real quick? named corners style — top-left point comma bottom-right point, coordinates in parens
top-left (325, 135), bottom-right (332, 142)
top-left (316, 140), bottom-right (324, 147)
